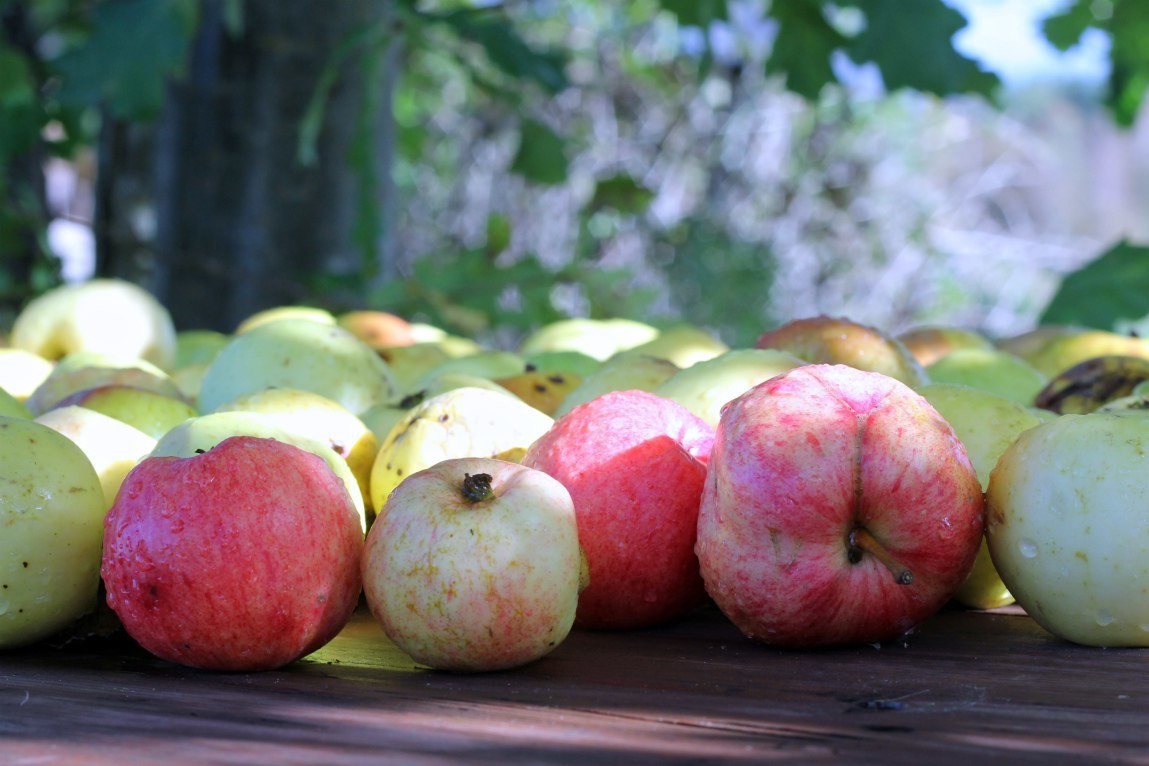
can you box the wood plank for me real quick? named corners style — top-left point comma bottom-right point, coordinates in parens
top-left (2, 605), bottom-right (1149, 764)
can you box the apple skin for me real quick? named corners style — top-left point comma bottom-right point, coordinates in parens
top-left (986, 413), bottom-right (1149, 646)
top-left (362, 457), bottom-right (581, 672)
top-left (553, 354), bottom-right (679, 419)
top-left (101, 436), bottom-right (364, 671)
top-left (696, 365), bottom-right (983, 648)
top-left (0, 417), bottom-right (106, 649)
top-left (523, 390), bottom-right (714, 630)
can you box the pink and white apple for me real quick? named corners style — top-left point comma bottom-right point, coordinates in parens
top-left (101, 436), bottom-right (364, 670)
top-left (523, 389), bottom-right (714, 630)
top-left (363, 457), bottom-right (582, 671)
top-left (697, 365), bottom-right (983, 647)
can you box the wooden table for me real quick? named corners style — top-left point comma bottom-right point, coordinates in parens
top-left (2, 605), bottom-right (1148, 764)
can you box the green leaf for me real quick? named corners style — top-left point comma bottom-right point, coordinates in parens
top-left (1040, 240), bottom-right (1149, 329)
top-left (589, 174), bottom-right (654, 215)
top-left (0, 46), bottom-right (35, 107)
top-left (846, 0), bottom-right (998, 96)
top-left (1042, 0), bottom-right (1095, 51)
top-left (660, 0), bottom-right (728, 28)
top-left (1107, 2), bottom-right (1149, 127)
top-left (511, 118), bottom-right (568, 185)
top-left (54, 0), bottom-right (199, 119)
top-left (765, 0), bottom-right (844, 100)
top-left (485, 214), bottom-right (511, 257)
top-left (442, 15), bottom-right (568, 95)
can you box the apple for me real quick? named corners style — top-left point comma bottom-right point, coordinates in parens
top-left (553, 353), bottom-right (679, 419)
top-left (918, 383), bottom-right (1044, 610)
top-left (213, 388), bottom-right (378, 515)
top-left (611, 324), bottom-right (729, 369)
top-left (359, 373), bottom-right (516, 445)
top-left (522, 350), bottom-right (602, 379)
top-left (338, 310), bottom-right (417, 349)
top-left (377, 343), bottom-right (454, 393)
top-left (362, 457), bottom-right (583, 671)
top-left (925, 348), bottom-right (1047, 406)
top-left (986, 412), bottom-right (1149, 646)
top-left (198, 319), bottom-right (397, 416)
top-left (1025, 329), bottom-right (1149, 378)
top-left (897, 325), bottom-right (994, 367)
top-left (519, 318), bottom-right (659, 361)
top-left (0, 386), bottom-right (30, 419)
top-left (234, 305), bottom-right (336, 334)
top-left (653, 348), bottom-right (804, 428)
top-left (0, 416), bottom-right (106, 649)
top-left (101, 436), bottom-right (364, 670)
top-left (36, 406), bottom-right (157, 507)
top-left (995, 325), bottom-right (1084, 363)
top-left (26, 352), bottom-right (184, 416)
top-left (414, 350), bottom-right (527, 390)
top-left (153, 411), bottom-right (367, 531)
top-left (494, 369), bottom-right (582, 416)
top-left (0, 348), bottom-right (54, 400)
top-left (523, 389), bottom-right (714, 630)
top-left (54, 384), bottom-right (198, 439)
top-left (1032, 355), bottom-right (1149, 415)
top-left (696, 365), bottom-right (983, 647)
top-left (11, 279), bottom-right (176, 369)
top-left (369, 387), bottom-right (553, 511)
top-left (755, 316), bottom-right (927, 387)
top-left (174, 330), bottom-right (230, 370)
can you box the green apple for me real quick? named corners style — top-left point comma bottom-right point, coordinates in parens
top-left (174, 330), bottom-right (230, 369)
top-left (1025, 330), bottom-right (1149, 378)
top-left (987, 412), bottom-right (1149, 645)
top-left (925, 348), bottom-right (1047, 406)
top-left (612, 324), bottom-right (729, 369)
top-left (519, 318), bottom-right (659, 361)
top-left (376, 343), bottom-right (454, 393)
top-left (0, 416), bottom-right (106, 649)
top-left (653, 348), bottom-right (803, 427)
top-left (198, 319), bottom-right (396, 416)
top-left (153, 411), bottom-right (366, 532)
top-left (995, 325), bottom-right (1087, 364)
top-left (214, 388), bottom-right (378, 515)
top-left (414, 350), bottom-right (527, 389)
top-left (11, 279), bottom-right (177, 369)
top-left (55, 384), bottom-right (197, 439)
top-left (171, 362), bottom-right (211, 402)
top-left (0, 386), bottom-right (30, 419)
top-left (523, 350), bottom-right (602, 378)
top-left (26, 352), bottom-right (184, 416)
top-left (35, 405), bottom-right (157, 507)
top-left (898, 325), bottom-right (994, 367)
top-left (919, 383), bottom-right (1043, 610)
top-left (0, 348), bottom-right (54, 400)
top-left (234, 305), bottom-right (336, 334)
top-left (359, 373), bottom-right (516, 444)
top-left (553, 354), bottom-right (679, 418)
top-left (370, 387), bottom-right (554, 510)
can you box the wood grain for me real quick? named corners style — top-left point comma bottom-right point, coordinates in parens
top-left (2, 605), bottom-right (1148, 764)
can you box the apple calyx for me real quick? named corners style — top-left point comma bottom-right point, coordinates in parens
top-left (461, 472), bottom-right (495, 503)
top-left (847, 526), bottom-right (914, 585)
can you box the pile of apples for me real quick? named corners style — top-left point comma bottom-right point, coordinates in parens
top-left (3, 279), bottom-right (1149, 673)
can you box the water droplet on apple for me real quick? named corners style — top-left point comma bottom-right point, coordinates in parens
top-left (1095, 609), bottom-right (1115, 627)
top-left (1018, 539), bottom-right (1038, 558)
top-left (0, 598), bottom-right (8, 616)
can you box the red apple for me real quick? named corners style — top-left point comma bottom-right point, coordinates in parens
top-left (101, 436), bottom-right (364, 671)
top-left (523, 389), bottom-right (714, 630)
top-left (363, 457), bottom-right (583, 672)
top-left (697, 364), bottom-right (983, 648)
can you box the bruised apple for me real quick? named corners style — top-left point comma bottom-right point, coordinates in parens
top-left (523, 390), bottom-right (714, 630)
top-left (101, 436), bottom-right (364, 671)
top-left (697, 365), bottom-right (983, 647)
top-left (363, 458), bottom-right (582, 671)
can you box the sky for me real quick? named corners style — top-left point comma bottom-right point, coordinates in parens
top-left (946, 0), bottom-right (1111, 87)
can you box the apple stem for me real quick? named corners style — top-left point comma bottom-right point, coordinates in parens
top-left (848, 527), bottom-right (914, 585)
top-left (461, 473), bottom-right (495, 504)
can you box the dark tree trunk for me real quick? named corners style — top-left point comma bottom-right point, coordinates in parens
top-left (144, 0), bottom-right (398, 331)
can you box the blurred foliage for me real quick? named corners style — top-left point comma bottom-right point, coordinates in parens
top-left (1041, 241), bottom-right (1149, 330)
top-left (0, 0), bottom-right (1144, 340)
